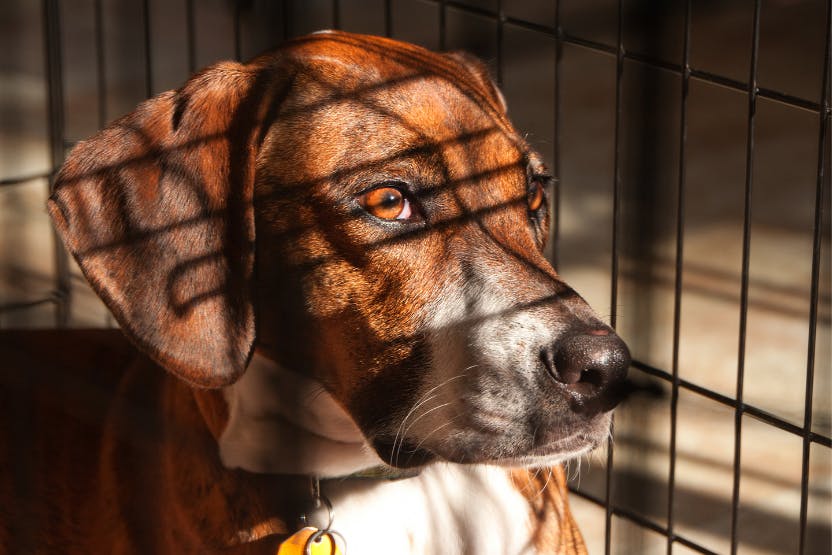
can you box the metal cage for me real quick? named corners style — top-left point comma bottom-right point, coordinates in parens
top-left (1, 1), bottom-right (829, 553)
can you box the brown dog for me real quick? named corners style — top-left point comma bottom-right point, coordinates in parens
top-left (1, 31), bottom-right (629, 554)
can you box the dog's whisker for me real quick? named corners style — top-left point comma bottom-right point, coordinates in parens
top-left (395, 374), bottom-right (465, 434)
top-left (525, 465), bottom-right (543, 497)
top-left (531, 466), bottom-right (554, 500)
top-left (390, 392), bottom-right (439, 466)
top-left (390, 371), bottom-right (470, 462)
top-left (574, 457), bottom-right (583, 483)
top-left (417, 413), bottom-right (464, 451)
top-left (404, 414), bottom-right (466, 467)
top-left (530, 470), bottom-right (540, 496)
top-left (400, 401), bottom-right (455, 443)
top-left (394, 401), bottom-right (455, 467)
top-left (404, 414), bottom-right (463, 466)
top-left (389, 374), bottom-right (466, 467)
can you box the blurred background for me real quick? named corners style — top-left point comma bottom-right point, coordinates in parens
top-left (1, 1), bottom-right (829, 553)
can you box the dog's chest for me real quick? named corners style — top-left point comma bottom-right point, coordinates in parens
top-left (323, 465), bottom-right (535, 555)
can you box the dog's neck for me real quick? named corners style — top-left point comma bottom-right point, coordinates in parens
top-left (218, 352), bottom-right (385, 478)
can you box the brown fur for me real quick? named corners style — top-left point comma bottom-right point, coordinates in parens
top-left (2, 31), bottom-right (596, 553)
top-left (511, 467), bottom-right (588, 554)
top-left (1, 330), bottom-right (293, 553)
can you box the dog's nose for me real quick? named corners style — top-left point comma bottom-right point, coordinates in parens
top-left (540, 329), bottom-right (630, 412)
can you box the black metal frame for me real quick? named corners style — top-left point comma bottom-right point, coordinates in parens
top-left (1, 1), bottom-right (829, 553)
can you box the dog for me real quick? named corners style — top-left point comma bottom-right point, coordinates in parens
top-left (0, 31), bottom-right (629, 554)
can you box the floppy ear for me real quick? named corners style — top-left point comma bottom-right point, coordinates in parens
top-left (48, 61), bottom-right (273, 388)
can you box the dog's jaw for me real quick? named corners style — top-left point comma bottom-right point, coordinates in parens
top-left (219, 352), bottom-right (384, 477)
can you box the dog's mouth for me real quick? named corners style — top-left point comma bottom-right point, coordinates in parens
top-left (370, 408), bottom-right (614, 469)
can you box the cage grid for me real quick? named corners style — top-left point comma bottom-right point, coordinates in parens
top-left (0, 1), bottom-right (829, 554)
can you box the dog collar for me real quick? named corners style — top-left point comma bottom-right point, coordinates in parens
top-left (340, 464), bottom-right (422, 481)
top-left (230, 466), bottom-right (421, 548)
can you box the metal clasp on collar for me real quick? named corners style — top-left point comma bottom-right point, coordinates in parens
top-left (298, 477), bottom-right (347, 554)
top-left (299, 477), bottom-right (335, 531)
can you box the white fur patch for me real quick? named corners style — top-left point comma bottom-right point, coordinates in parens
top-left (324, 464), bottom-right (534, 555)
top-left (219, 353), bottom-right (382, 477)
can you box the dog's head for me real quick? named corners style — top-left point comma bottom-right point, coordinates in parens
top-left (49, 31), bottom-right (628, 471)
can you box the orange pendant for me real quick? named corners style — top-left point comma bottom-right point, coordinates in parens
top-left (277, 527), bottom-right (343, 555)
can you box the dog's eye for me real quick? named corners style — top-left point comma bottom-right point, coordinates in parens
top-left (528, 179), bottom-right (545, 212)
top-left (360, 186), bottom-right (414, 221)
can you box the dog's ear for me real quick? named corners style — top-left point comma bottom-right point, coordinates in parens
top-left (444, 51), bottom-right (508, 114)
top-left (48, 61), bottom-right (274, 388)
